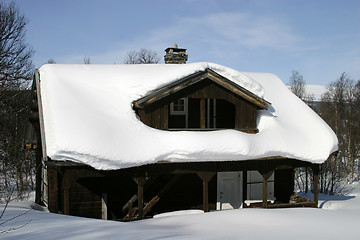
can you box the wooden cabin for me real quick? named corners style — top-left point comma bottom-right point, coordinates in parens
top-left (25, 45), bottom-right (338, 220)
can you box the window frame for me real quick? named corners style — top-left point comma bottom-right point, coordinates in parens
top-left (170, 98), bottom-right (188, 115)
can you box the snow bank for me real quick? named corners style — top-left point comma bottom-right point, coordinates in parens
top-left (38, 63), bottom-right (338, 170)
top-left (2, 183), bottom-right (360, 240)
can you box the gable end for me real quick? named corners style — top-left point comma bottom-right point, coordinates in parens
top-left (132, 68), bottom-right (270, 110)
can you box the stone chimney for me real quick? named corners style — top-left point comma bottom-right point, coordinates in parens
top-left (164, 43), bottom-right (188, 64)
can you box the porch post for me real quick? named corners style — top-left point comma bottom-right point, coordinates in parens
top-left (312, 164), bottom-right (319, 208)
top-left (137, 177), bottom-right (146, 219)
top-left (259, 170), bottom-right (273, 208)
top-left (62, 169), bottom-right (70, 215)
top-left (242, 171), bottom-right (247, 207)
top-left (63, 185), bottom-right (70, 214)
top-left (197, 172), bottom-right (215, 212)
top-left (262, 176), bottom-right (268, 208)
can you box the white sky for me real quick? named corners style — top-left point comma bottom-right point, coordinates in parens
top-left (6, 0), bottom-right (360, 85)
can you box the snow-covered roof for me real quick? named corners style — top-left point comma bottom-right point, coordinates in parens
top-left (37, 62), bottom-right (338, 170)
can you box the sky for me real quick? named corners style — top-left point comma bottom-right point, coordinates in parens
top-left (4, 0), bottom-right (360, 85)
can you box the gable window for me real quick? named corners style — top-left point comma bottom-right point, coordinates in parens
top-left (170, 98), bottom-right (188, 115)
top-left (169, 98), bottom-right (188, 128)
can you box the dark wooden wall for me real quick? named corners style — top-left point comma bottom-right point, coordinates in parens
top-left (136, 79), bottom-right (260, 131)
top-left (47, 165), bottom-right (295, 219)
top-left (47, 166), bottom-right (214, 220)
top-left (274, 169), bottom-right (294, 203)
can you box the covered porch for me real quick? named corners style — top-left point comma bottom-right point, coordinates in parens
top-left (45, 157), bottom-right (320, 221)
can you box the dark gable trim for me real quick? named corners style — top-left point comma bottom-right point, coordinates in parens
top-left (132, 68), bottom-right (271, 110)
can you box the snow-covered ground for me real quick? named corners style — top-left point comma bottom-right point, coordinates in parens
top-left (1, 182), bottom-right (359, 239)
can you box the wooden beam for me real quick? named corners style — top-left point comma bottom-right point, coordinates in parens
top-left (314, 174), bottom-right (319, 207)
top-left (197, 172), bottom-right (215, 212)
top-left (203, 181), bottom-right (209, 212)
top-left (122, 175), bottom-right (158, 213)
top-left (259, 170), bottom-right (273, 208)
top-left (242, 171), bottom-right (247, 207)
top-left (63, 175), bottom-right (70, 215)
top-left (200, 99), bottom-right (206, 128)
top-left (47, 166), bottom-right (58, 213)
top-left (136, 177), bottom-right (146, 219)
top-left (312, 165), bottom-right (320, 207)
top-left (143, 175), bottom-right (181, 216)
top-left (262, 176), bottom-right (268, 208)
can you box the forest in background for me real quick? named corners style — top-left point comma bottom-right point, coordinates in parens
top-left (290, 71), bottom-right (360, 194)
top-left (0, 1), bottom-right (35, 202)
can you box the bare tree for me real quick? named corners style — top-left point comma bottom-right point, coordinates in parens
top-left (83, 56), bottom-right (91, 64)
top-left (317, 73), bottom-right (360, 193)
top-left (289, 70), bottom-right (305, 100)
top-left (47, 58), bottom-right (56, 64)
top-left (124, 48), bottom-right (160, 64)
top-left (0, 1), bottom-right (35, 202)
top-left (355, 80), bottom-right (360, 181)
top-left (0, 1), bottom-right (34, 92)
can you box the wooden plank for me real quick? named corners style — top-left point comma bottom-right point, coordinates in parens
top-left (267, 202), bottom-right (317, 208)
top-left (242, 171), bottom-right (247, 206)
top-left (312, 165), bottom-right (319, 207)
top-left (262, 176), bottom-right (268, 208)
top-left (63, 183), bottom-right (70, 214)
top-left (200, 99), bottom-right (206, 128)
top-left (47, 166), bottom-right (58, 213)
top-left (137, 177), bottom-right (145, 219)
top-left (122, 175), bottom-right (158, 213)
top-left (162, 104), bottom-right (168, 129)
top-left (260, 170), bottom-right (273, 208)
top-left (203, 180), bottom-right (209, 212)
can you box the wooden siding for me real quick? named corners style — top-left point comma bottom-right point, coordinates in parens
top-left (136, 79), bottom-right (260, 131)
top-left (47, 166), bottom-right (59, 213)
top-left (137, 100), bottom-right (168, 130)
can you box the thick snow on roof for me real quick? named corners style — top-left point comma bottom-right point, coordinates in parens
top-left (38, 63), bottom-right (338, 170)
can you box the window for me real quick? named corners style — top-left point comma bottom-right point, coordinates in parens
top-left (168, 98), bottom-right (236, 129)
top-left (169, 98), bottom-right (188, 128)
top-left (170, 98), bottom-right (188, 115)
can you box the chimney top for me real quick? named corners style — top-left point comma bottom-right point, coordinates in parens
top-left (164, 43), bottom-right (188, 64)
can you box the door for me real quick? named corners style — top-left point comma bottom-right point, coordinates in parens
top-left (217, 172), bottom-right (243, 210)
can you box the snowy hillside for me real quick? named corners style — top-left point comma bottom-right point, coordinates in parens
top-left (288, 84), bottom-right (328, 101)
top-left (1, 182), bottom-right (359, 240)
top-left (304, 84), bottom-right (328, 101)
